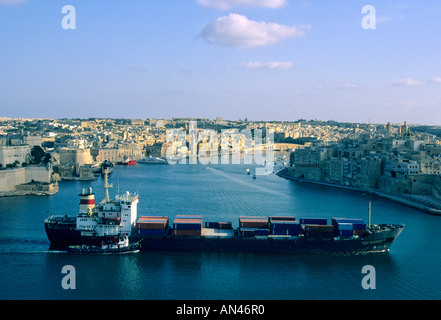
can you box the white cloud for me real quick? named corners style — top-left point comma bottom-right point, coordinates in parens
top-left (432, 76), bottom-right (441, 83)
top-left (239, 61), bottom-right (293, 70)
top-left (340, 83), bottom-right (359, 88)
top-left (394, 78), bottom-right (422, 87)
top-left (196, 0), bottom-right (287, 10)
top-left (0, 0), bottom-right (26, 5)
top-left (200, 13), bottom-right (311, 48)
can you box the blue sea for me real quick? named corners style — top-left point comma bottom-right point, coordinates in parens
top-left (1, 157), bottom-right (441, 300)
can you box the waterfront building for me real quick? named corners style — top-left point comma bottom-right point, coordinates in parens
top-left (0, 145), bottom-right (31, 168)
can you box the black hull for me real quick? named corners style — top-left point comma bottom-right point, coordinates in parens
top-left (46, 219), bottom-right (403, 254)
top-left (134, 224), bottom-right (404, 254)
top-left (45, 222), bottom-right (118, 249)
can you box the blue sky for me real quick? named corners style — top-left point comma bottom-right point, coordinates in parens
top-left (1, 0), bottom-right (441, 124)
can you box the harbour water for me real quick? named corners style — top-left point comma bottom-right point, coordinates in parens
top-left (1, 158), bottom-right (441, 300)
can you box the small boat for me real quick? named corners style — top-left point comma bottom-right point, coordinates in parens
top-left (67, 235), bottom-right (140, 254)
top-left (138, 156), bottom-right (168, 164)
top-left (116, 158), bottom-right (136, 165)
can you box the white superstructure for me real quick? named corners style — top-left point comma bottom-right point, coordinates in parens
top-left (75, 172), bottom-right (139, 238)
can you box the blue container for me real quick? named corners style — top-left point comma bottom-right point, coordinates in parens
top-left (240, 228), bottom-right (255, 237)
top-left (339, 229), bottom-right (353, 237)
top-left (174, 222), bottom-right (202, 230)
top-left (137, 229), bottom-right (167, 236)
top-left (333, 218), bottom-right (366, 230)
top-left (271, 221), bottom-right (300, 230)
top-left (206, 222), bottom-right (219, 228)
top-left (300, 218), bottom-right (328, 225)
top-left (337, 223), bottom-right (353, 231)
top-left (270, 221), bottom-right (300, 236)
top-left (239, 228), bottom-right (269, 237)
top-left (254, 228), bottom-right (269, 236)
top-left (269, 216), bottom-right (296, 222)
top-left (271, 228), bottom-right (300, 236)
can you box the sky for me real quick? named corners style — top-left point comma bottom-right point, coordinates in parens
top-left (0, 0), bottom-right (441, 125)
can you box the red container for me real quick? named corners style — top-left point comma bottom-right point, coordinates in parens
top-left (139, 216), bottom-right (169, 222)
top-left (136, 220), bottom-right (167, 230)
top-left (239, 217), bottom-right (268, 229)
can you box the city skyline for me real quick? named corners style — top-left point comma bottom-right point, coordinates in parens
top-left (1, 1), bottom-right (441, 125)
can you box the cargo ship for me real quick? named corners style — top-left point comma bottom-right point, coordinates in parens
top-left (45, 173), bottom-right (404, 254)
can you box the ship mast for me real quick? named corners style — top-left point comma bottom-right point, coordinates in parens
top-left (103, 169), bottom-right (113, 202)
top-left (368, 201), bottom-right (372, 228)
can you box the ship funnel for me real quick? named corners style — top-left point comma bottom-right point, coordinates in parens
top-left (79, 188), bottom-right (95, 215)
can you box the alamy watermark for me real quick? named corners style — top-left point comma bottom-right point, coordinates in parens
top-left (61, 5), bottom-right (76, 30)
top-left (361, 265), bottom-right (376, 290)
top-left (165, 121), bottom-right (274, 176)
top-left (61, 265), bottom-right (76, 290)
top-left (362, 5), bottom-right (376, 30)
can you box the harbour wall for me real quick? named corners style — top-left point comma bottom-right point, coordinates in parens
top-left (277, 169), bottom-right (441, 216)
top-left (0, 166), bottom-right (52, 192)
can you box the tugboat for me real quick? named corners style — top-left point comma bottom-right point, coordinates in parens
top-left (67, 234), bottom-right (141, 254)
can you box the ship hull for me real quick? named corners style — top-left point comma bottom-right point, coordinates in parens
top-left (133, 224), bottom-right (404, 254)
top-left (45, 221), bottom-right (120, 249)
top-left (46, 216), bottom-right (403, 254)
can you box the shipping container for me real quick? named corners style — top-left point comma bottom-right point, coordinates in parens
top-left (239, 216), bottom-right (268, 229)
top-left (173, 219), bottom-right (203, 230)
top-left (136, 220), bottom-right (168, 230)
top-left (336, 222), bottom-right (353, 231)
top-left (254, 228), bottom-right (269, 236)
top-left (173, 229), bottom-right (201, 236)
top-left (271, 228), bottom-right (300, 236)
top-left (218, 221), bottom-right (233, 229)
top-left (202, 228), bottom-right (234, 238)
top-left (205, 222), bottom-right (218, 228)
top-left (270, 220), bottom-right (299, 227)
top-left (268, 216), bottom-right (296, 222)
top-left (303, 225), bottom-right (334, 232)
top-left (137, 228), bottom-right (167, 236)
top-left (339, 229), bottom-right (353, 237)
top-left (270, 220), bottom-right (300, 236)
top-left (239, 228), bottom-right (269, 237)
top-left (239, 228), bottom-right (255, 237)
top-left (299, 217), bottom-right (328, 225)
top-left (332, 218), bottom-right (366, 229)
top-left (205, 221), bottom-right (233, 229)
top-left (303, 224), bottom-right (334, 238)
top-left (139, 216), bottom-right (169, 221)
